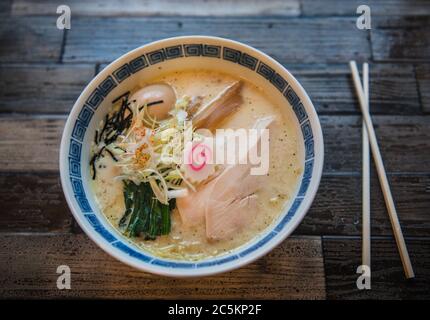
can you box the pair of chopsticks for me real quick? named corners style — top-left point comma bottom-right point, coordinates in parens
top-left (349, 61), bottom-right (415, 279)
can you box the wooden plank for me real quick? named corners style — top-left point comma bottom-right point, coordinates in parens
top-left (372, 16), bottom-right (430, 61)
top-left (0, 234), bottom-right (325, 299)
top-left (297, 174), bottom-right (430, 237)
top-left (323, 237), bottom-right (430, 299)
top-left (0, 172), bottom-right (72, 232)
top-left (0, 64), bottom-right (95, 114)
top-left (0, 116), bottom-right (64, 172)
top-left (321, 115), bottom-right (430, 173)
top-left (13, 0), bottom-right (430, 18)
top-left (0, 16), bottom-right (64, 62)
top-left (12, 0), bottom-right (301, 17)
top-left (1, 115), bottom-right (429, 173)
top-left (302, 0), bottom-right (430, 16)
top-left (64, 17), bottom-right (371, 63)
top-left (415, 64), bottom-right (430, 113)
top-left (288, 63), bottom-right (421, 115)
top-left (0, 0), bottom-right (11, 15)
top-left (3, 171), bottom-right (428, 237)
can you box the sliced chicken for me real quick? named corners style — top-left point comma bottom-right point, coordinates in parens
top-left (207, 194), bottom-right (258, 240)
top-left (193, 81), bottom-right (243, 131)
top-left (205, 162), bottom-right (262, 240)
top-left (187, 95), bottom-right (204, 115)
top-left (177, 116), bottom-right (275, 240)
top-left (176, 182), bottom-right (213, 227)
top-left (177, 163), bottom-right (259, 233)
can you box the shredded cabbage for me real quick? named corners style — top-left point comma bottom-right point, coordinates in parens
top-left (109, 96), bottom-right (199, 201)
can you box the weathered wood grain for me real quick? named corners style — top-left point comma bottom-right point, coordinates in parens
top-left (297, 174), bottom-right (430, 237)
top-left (0, 0), bottom-right (11, 15)
top-left (321, 115), bottom-right (430, 173)
top-left (323, 237), bottom-right (430, 299)
top-left (12, 0), bottom-right (300, 17)
top-left (1, 115), bottom-right (429, 173)
top-left (302, 0), bottom-right (430, 16)
top-left (13, 0), bottom-right (430, 18)
top-left (0, 116), bottom-right (64, 172)
top-left (0, 16), bottom-right (63, 62)
top-left (415, 64), bottom-right (430, 113)
top-left (64, 17), bottom-right (371, 64)
top-left (0, 234), bottom-right (325, 299)
top-left (372, 16), bottom-right (430, 61)
top-left (288, 63), bottom-right (421, 115)
top-left (0, 172), bottom-right (71, 232)
top-left (0, 64), bottom-right (95, 114)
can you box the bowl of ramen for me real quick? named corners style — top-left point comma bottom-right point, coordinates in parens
top-left (60, 36), bottom-right (324, 277)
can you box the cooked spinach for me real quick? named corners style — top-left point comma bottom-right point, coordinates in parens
top-left (119, 180), bottom-right (173, 240)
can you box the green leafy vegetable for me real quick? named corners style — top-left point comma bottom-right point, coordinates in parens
top-left (119, 180), bottom-right (174, 240)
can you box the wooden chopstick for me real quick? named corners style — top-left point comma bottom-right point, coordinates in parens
top-left (349, 61), bottom-right (415, 279)
top-left (362, 63), bottom-right (371, 270)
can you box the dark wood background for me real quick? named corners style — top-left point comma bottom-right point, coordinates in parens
top-left (0, 0), bottom-right (429, 299)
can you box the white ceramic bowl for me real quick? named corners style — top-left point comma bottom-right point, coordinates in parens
top-left (60, 36), bottom-right (324, 277)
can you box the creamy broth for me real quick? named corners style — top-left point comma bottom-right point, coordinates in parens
top-left (91, 70), bottom-right (303, 261)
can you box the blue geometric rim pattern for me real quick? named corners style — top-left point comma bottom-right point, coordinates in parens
top-left (68, 43), bottom-right (315, 269)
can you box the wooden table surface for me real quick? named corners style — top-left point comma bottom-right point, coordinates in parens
top-left (0, 0), bottom-right (429, 300)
